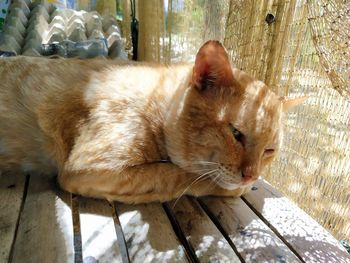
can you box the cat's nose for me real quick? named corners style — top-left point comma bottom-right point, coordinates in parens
top-left (241, 171), bottom-right (253, 183)
top-left (242, 166), bottom-right (254, 178)
top-left (241, 166), bottom-right (258, 183)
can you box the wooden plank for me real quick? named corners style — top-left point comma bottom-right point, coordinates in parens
top-left (169, 196), bottom-right (241, 262)
top-left (115, 202), bottom-right (188, 263)
top-left (199, 196), bottom-right (302, 262)
top-left (11, 174), bottom-right (75, 263)
top-left (0, 172), bottom-right (27, 263)
top-left (78, 197), bottom-right (122, 263)
top-left (243, 179), bottom-right (350, 263)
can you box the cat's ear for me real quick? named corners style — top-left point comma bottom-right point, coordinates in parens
top-left (280, 96), bottom-right (307, 111)
top-left (191, 40), bottom-right (234, 91)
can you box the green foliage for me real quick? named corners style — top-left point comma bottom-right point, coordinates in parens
top-left (0, 18), bottom-right (4, 31)
top-left (167, 0), bottom-right (204, 34)
top-left (115, 0), bottom-right (123, 20)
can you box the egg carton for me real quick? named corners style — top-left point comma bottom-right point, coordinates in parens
top-left (0, 0), bottom-right (127, 59)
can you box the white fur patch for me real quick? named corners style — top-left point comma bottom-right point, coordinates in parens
top-left (84, 67), bottom-right (161, 104)
top-left (215, 166), bottom-right (242, 190)
top-left (216, 179), bottom-right (241, 190)
top-left (217, 105), bottom-right (227, 121)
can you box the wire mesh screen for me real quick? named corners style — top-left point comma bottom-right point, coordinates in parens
top-left (119, 0), bottom-right (349, 242)
top-left (224, 0), bottom-right (350, 243)
top-left (225, 0), bottom-right (350, 243)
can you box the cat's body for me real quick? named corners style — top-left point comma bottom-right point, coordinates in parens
top-left (0, 57), bottom-right (180, 174)
top-left (0, 41), bottom-right (303, 203)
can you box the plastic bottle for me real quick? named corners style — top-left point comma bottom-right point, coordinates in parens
top-left (42, 38), bottom-right (108, 58)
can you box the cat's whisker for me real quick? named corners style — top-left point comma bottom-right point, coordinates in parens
top-left (195, 160), bottom-right (219, 164)
top-left (190, 161), bottom-right (220, 167)
top-left (175, 169), bottom-right (216, 194)
top-left (204, 173), bottom-right (222, 193)
top-left (172, 169), bottom-right (219, 208)
top-left (180, 162), bottom-right (219, 174)
top-left (180, 164), bottom-right (218, 171)
top-left (192, 161), bottom-right (217, 164)
top-left (173, 175), bottom-right (214, 208)
top-left (191, 166), bottom-right (218, 172)
top-left (212, 173), bottom-right (221, 183)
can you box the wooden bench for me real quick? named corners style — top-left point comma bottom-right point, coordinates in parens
top-left (1, 172), bottom-right (349, 263)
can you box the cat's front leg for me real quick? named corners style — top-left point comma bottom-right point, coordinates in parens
top-left (58, 162), bottom-right (248, 204)
top-left (58, 162), bottom-right (193, 203)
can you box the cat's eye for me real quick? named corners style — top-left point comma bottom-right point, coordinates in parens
top-left (230, 126), bottom-right (243, 142)
top-left (264, 149), bottom-right (275, 156)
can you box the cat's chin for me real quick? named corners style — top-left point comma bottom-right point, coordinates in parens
top-left (215, 180), bottom-right (242, 190)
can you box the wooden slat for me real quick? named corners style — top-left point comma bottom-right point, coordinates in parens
top-left (243, 179), bottom-right (350, 263)
top-left (199, 196), bottom-right (302, 262)
top-left (11, 174), bottom-right (75, 263)
top-left (169, 196), bottom-right (241, 262)
top-left (78, 197), bottom-right (122, 263)
top-left (0, 172), bottom-right (27, 263)
top-left (115, 202), bottom-right (188, 263)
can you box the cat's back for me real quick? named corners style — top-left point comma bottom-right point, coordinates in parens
top-left (0, 56), bottom-right (113, 95)
top-left (0, 55), bottom-right (176, 121)
top-left (0, 56), bottom-right (128, 174)
top-left (0, 56), bottom-right (171, 100)
top-left (0, 56), bottom-right (185, 174)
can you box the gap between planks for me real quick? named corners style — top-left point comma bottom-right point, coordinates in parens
top-left (72, 196), bottom-right (189, 263)
top-left (71, 194), bottom-right (83, 263)
top-left (71, 196), bottom-right (130, 263)
top-left (240, 195), bottom-right (305, 262)
top-left (198, 196), bottom-right (302, 262)
top-left (196, 199), bottom-right (243, 261)
top-left (111, 202), bottom-right (131, 263)
top-left (4, 173), bottom-right (29, 263)
top-left (167, 196), bottom-right (243, 263)
top-left (10, 173), bottom-right (75, 263)
top-left (114, 202), bottom-right (188, 263)
top-left (163, 202), bottom-right (200, 263)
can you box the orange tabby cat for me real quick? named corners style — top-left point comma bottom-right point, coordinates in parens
top-left (0, 41), bottom-right (305, 203)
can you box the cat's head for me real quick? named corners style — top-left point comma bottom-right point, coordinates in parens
top-left (166, 40), bottom-right (306, 189)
